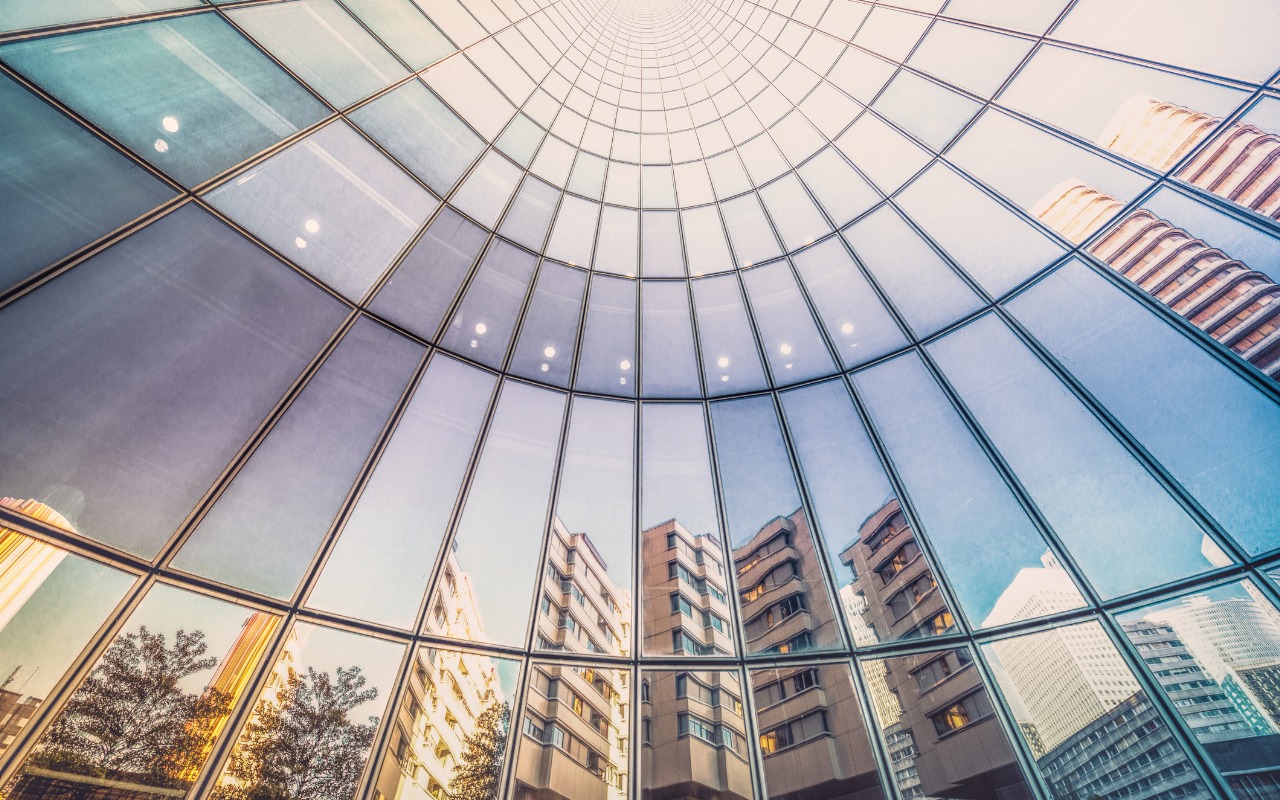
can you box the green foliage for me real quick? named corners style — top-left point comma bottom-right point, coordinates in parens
top-left (212, 666), bottom-right (379, 800)
top-left (447, 701), bottom-right (510, 800)
top-left (27, 625), bottom-right (232, 788)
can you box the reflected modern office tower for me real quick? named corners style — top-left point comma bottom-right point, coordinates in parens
top-left (4, 1), bottom-right (1280, 800)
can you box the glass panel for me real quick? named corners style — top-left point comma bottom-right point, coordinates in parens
top-left (207, 121), bottom-right (437, 301)
top-left (983, 620), bottom-right (1213, 800)
top-left (509, 262), bottom-right (587, 386)
top-left (339, 0), bottom-right (454, 69)
top-left (515, 660), bottom-right (631, 797)
top-left (368, 207), bottom-right (487, 341)
top-left (540, 397), bottom-right (635, 655)
top-left (499, 176), bottom-right (561, 251)
top-left (438, 240), bottom-right (537, 368)
top-left (845, 207), bottom-right (985, 337)
top-left (721, 193), bottom-right (782, 267)
top-left (897, 163), bottom-right (1065, 297)
top-left (596, 207), bottom-right (640, 276)
top-left (741, 260), bottom-right (838, 384)
top-left (227, 0), bottom-right (407, 108)
top-left (797, 147), bottom-right (880, 229)
top-left (681, 206), bottom-right (733, 276)
top-left (377, 644), bottom-right (519, 800)
top-left (759, 174), bottom-right (830, 251)
top-left (0, 0), bottom-right (199, 32)
top-left (1117, 581), bottom-right (1280, 799)
top-left (10, 583), bottom-right (277, 797)
top-left (749, 663), bottom-right (886, 799)
top-left (173, 318), bottom-right (422, 599)
top-left (576, 276), bottom-right (637, 396)
top-left (834, 114), bottom-right (930, 195)
top-left (1006, 259), bottom-right (1280, 557)
top-left (711, 396), bottom-right (841, 655)
top-left (0, 522), bottom-right (133, 762)
top-left (640, 403), bottom-right (734, 657)
top-left (438, 381), bottom-right (565, 647)
top-left (641, 211), bottom-right (685, 278)
top-left (854, 353), bottom-right (1087, 628)
top-left (691, 274), bottom-right (769, 395)
top-left (873, 71), bottom-right (981, 151)
top-left (451, 149), bottom-right (522, 229)
top-left (780, 379), bottom-right (957, 649)
top-left (641, 669), bottom-right (753, 797)
top-left (350, 79), bottom-right (483, 195)
top-left (930, 314), bottom-right (1221, 598)
top-left (907, 21), bottom-right (1034, 98)
top-left (545, 196), bottom-right (600, 268)
top-left (0, 206), bottom-right (346, 557)
top-left (213, 621), bottom-right (403, 800)
top-left (864, 647), bottom-right (1034, 800)
top-left (641, 281), bottom-right (700, 397)
top-left (0, 13), bottom-right (326, 186)
top-left (0, 74), bottom-right (175, 291)
top-left (792, 237), bottom-right (907, 367)
top-left (306, 356), bottom-right (494, 629)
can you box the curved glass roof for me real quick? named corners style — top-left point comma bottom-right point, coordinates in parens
top-left (3, 1), bottom-right (1280, 799)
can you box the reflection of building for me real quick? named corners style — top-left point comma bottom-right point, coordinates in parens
top-left (376, 547), bottom-right (509, 800)
top-left (733, 510), bottom-right (837, 655)
top-left (1034, 95), bottom-right (1280, 379)
top-left (516, 518), bottom-right (631, 800)
top-left (641, 520), bottom-right (732, 656)
top-left (1099, 95), bottom-right (1280, 220)
top-left (641, 670), bottom-right (750, 800)
top-left (751, 663), bottom-right (884, 800)
top-left (984, 555), bottom-right (1125, 754)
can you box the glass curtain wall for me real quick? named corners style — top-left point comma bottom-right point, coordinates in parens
top-left (1, 0), bottom-right (1280, 799)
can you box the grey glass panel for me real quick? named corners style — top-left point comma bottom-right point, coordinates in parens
top-left (641, 670), bottom-right (753, 795)
top-left (546, 195), bottom-right (600, 268)
top-left (898, 164), bottom-right (1065, 297)
top-left (509, 262), bottom-right (587, 387)
top-left (443, 381), bottom-right (565, 647)
top-left (863, 647), bottom-right (1034, 800)
top-left (174, 318), bottom-right (422, 598)
top-left (576, 276), bottom-right (637, 396)
top-left (721, 193), bottom-right (782, 267)
top-left (368, 207), bottom-right (486, 340)
top-left (1117, 580), bottom-right (1280, 797)
top-left (451, 150), bottom-right (522, 229)
top-left (596, 206), bottom-right (640, 276)
top-left (641, 281), bottom-right (700, 397)
top-left (930, 314), bottom-right (1220, 598)
top-left (854, 353), bottom-right (1086, 628)
top-left (206, 121), bottom-right (437, 301)
top-left (681, 205), bottom-right (733, 276)
top-left (845, 207), bottom-right (984, 336)
top-left (1007, 259), bottom-right (1280, 557)
top-left (541, 397), bottom-right (635, 655)
top-left (873, 72), bottom-right (981, 151)
top-left (741, 261), bottom-right (837, 384)
top-left (350, 79), bottom-right (483, 195)
top-left (0, 13), bottom-right (326, 186)
top-left (0, 206), bottom-right (346, 556)
top-left (0, 75), bottom-right (175, 291)
top-left (691, 274), bottom-right (768, 395)
top-left (227, 0), bottom-right (407, 108)
top-left (642, 211), bottom-right (686, 278)
top-left (499, 176), bottom-right (561, 250)
top-left (983, 620), bottom-right (1211, 800)
top-left (306, 356), bottom-right (494, 629)
top-left (907, 21), bottom-right (1034, 98)
top-left (796, 147), bottom-right (880, 228)
top-left (339, 0), bottom-right (454, 69)
top-left (496, 113), bottom-right (546, 166)
top-left (0, 526), bottom-right (133, 763)
top-left (711, 396), bottom-right (841, 655)
top-left (439, 240), bottom-right (537, 369)
top-left (379, 645), bottom-right (518, 800)
top-left (641, 403), bottom-right (733, 656)
top-left (792, 237), bottom-right (907, 367)
top-left (749, 663), bottom-right (885, 800)
top-left (758, 174), bottom-right (830, 251)
top-left (11, 583), bottom-right (279, 796)
top-left (214, 621), bottom-right (403, 800)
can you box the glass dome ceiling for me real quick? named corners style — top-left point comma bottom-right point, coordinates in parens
top-left (3, 1), bottom-right (1280, 799)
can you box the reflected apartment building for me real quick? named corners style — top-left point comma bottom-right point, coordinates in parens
top-left (516, 517), bottom-right (632, 800)
top-left (376, 545), bottom-right (510, 800)
top-left (1034, 96), bottom-right (1280, 379)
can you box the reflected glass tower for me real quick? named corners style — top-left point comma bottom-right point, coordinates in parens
top-left (3, 2), bottom-right (1280, 800)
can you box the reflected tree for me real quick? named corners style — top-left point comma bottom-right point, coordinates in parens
top-left (448, 701), bottom-right (510, 800)
top-left (213, 666), bottom-right (378, 800)
top-left (24, 626), bottom-right (232, 788)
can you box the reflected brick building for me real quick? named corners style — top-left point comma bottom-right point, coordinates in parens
top-left (641, 520), bottom-right (732, 657)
